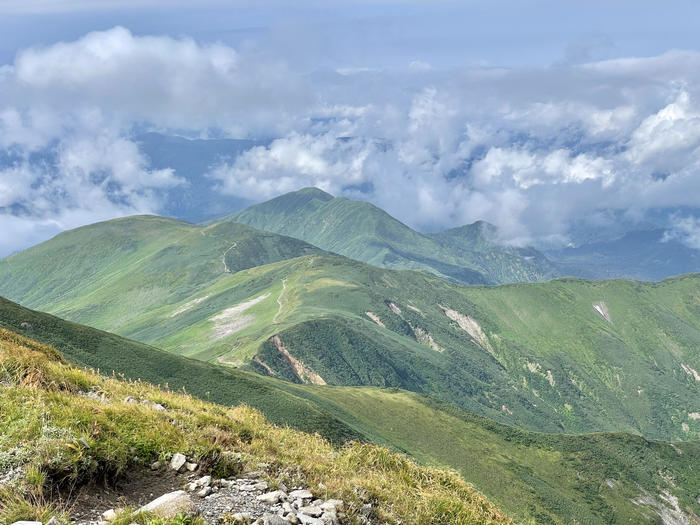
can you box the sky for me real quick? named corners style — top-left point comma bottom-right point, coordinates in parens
top-left (1, 0), bottom-right (700, 255)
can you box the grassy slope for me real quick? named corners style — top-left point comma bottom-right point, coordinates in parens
top-left (0, 327), bottom-right (510, 525)
top-left (223, 187), bottom-right (557, 284)
top-left (1, 310), bottom-right (698, 525)
top-left (0, 296), bottom-right (361, 445)
top-left (1, 216), bottom-right (698, 441)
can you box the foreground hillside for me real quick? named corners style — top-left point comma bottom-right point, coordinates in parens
top-left (223, 187), bottom-right (558, 284)
top-left (0, 326), bottom-right (509, 525)
top-left (1, 216), bottom-right (698, 441)
top-left (2, 298), bottom-right (700, 524)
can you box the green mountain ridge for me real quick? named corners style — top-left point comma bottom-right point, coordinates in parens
top-left (2, 295), bottom-right (699, 524)
top-left (222, 187), bottom-right (559, 284)
top-left (1, 215), bottom-right (698, 442)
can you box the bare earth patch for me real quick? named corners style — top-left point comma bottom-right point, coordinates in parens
top-left (387, 302), bottom-right (402, 315)
top-left (170, 295), bottom-right (210, 317)
top-left (365, 312), bottom-right (386, 328)
top-left (593, 301), bottom-right (612, 323)
top-left (440, 306), bottom-right (494, 355)
top-left (413, 326), bottom-right (443, 352)
top-left (210, 293), bottom-right (270, 340)
top-left (271, 335), bottom-right (326, 385)
top-left (681, 363), bottom-right (700, 381)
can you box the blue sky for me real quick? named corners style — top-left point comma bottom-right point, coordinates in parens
top-left (1, 1), bottom-right (700, 255)
top-left (3, 1), bottom-right (700, 68)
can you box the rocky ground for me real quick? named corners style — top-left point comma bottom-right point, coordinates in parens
top-left (52, 452), bottom-right (358, 525)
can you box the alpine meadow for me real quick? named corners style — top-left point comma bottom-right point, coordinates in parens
top-left (2, 3), bottom-right (700, 525)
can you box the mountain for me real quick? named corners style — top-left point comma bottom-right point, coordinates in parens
top-left (548, 228), bottom-right (700, 281)
top-left (0, 322), bottom-right (509, 524)
top-left (222, 187), bottom-right (559, 284)
top-left (2, 298), bottom-right (699, 524)
top-left (2, 216), bottom-right (699, 442)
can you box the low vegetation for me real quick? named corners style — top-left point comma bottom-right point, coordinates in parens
top-left (0, 327), bottom-right (510, 525)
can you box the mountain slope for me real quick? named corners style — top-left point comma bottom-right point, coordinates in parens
top-left (0, 325), bottom-right (510, 525)
top-left (1, 217), bottom-right (699, 441)
top-left (223, 187), bottom-right (558, 284)
top-left (2, 303), bottom-right (699, 524)
top-left (0, 295), bottom-right (360, 444)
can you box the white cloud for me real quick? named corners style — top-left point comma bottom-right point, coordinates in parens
top-left (2, 27), bottom-right (700, 254)
top-left (663, 215), bottom-right (700, 249)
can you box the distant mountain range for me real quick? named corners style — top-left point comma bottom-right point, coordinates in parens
top-left (223, 187), bottom-right (559, 284)
top-left (1, 213), bottom-right (698, 443)
top-left (3, 295), bottom-right (699, 524)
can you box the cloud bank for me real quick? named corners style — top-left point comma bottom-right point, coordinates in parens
top-left (1, 27), bottom-right (700, 255)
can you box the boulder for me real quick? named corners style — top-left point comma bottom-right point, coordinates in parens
top-left (289, 489), bottom-right (313, 500)
top-left (170, 453), bottom-right (187, 472)
top-left (256, 490), bottom-right (287, 504)
top-left (140, 490), bottom-right (196, 517)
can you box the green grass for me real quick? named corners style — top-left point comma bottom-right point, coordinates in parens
top-left (223, 187), bottom-right (558, 284)
top-left (0, 327), bottom-right (510, 525)
top-left (2, 301), bottom-right (699, 524)
top-left (1, 213), bottom-right (699, 441)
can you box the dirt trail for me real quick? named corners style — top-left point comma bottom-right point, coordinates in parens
top-left (222, 242), bottom-right (237, 273)
top-left (272, 278), bottom-right (287, 324)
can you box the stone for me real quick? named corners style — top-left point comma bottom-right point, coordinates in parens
top-left (124, 396), bottom-right (137, 404)
top-left (195, 475), bottom-right (211, 487)
top-left (229, 513), bottom-right (252, 524)
top-left (296, 515), bottom-right (323, 525)
top-left (286, 514), bottom-right (300, 525)
top-left (185, 462), bottom-right (198, 472)
top-left (140, 490), bottom-right (196, 518)
top-left (102, 509), bottom-right (117, 521)
top-left (170, 453), bottom-right (187, 472)
top-left (256, 490), bottom-right (287, 504)
top-left (320, 500), bottom-right (344, 512)
top-left (289, 489), bottom-right (313, 500)
top-left (151, 403), bottom-right (166, 411)
top-left (10, 522), bottom-right (42, 525)
top-left (298, 506), bottom-right (322, 518)
top-left (320, 512), bottom-right (339, 525)
top-left (196, 486), bottom-right (212, 498)
top-left (262, 515), bottom-right (287, 525)
top-left (252, 481), bottom-right (269, 491)
top-left (150, 461), bottom-right (162, 471)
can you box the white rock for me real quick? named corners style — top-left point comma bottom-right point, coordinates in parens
top-left (151, 403), bottom-right (166, 411)
top-left (11, 521), bottom-right (43, 525)
top-left (170, 453), bottom-right (187, 472)
top-left (102, 509), bottom-right (117, 521)
top-left (289, 489), bottom-right (313, 500)
top-left (298, 506), bottom-right (322, 518)
top-left (320, 500), bottom-right (344, 512)
top-left (229, 513), bottom-right (252, 524)
top-left (185, 462), bottom-right (198, 472)
top-left (140, 490), bottom-right (195, 517)
top-left (296, 515), bottom-right (323, 525)
top-left (256, 490), bottom-right (287, 504)
top-left (195, 475), bottom-right (211, 487)
top-left (196, 486), bottom-right (212, 498)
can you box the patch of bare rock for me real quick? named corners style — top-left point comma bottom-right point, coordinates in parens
top-left (36, 451), bottom-right (362, 525)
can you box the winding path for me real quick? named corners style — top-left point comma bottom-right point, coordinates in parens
top-left (273, 278), bottom-right (287, 323)
top-left (221, 242), bottom-right (237, 273)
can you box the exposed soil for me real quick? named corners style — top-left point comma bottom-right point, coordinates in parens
top-left (66, 468), bottom-right (182, 523)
